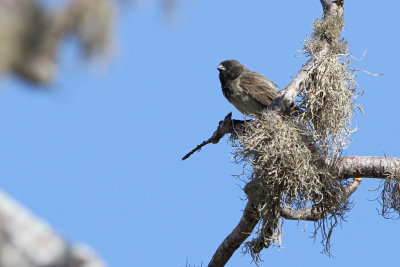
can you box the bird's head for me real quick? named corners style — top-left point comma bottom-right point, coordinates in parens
top-left (217, 59), bottom-right (246, 81)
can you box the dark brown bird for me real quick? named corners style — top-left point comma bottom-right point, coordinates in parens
top-left (217, 60), bottom-right (280, 116)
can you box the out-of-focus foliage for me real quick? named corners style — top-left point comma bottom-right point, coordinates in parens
top-left (0, 0), bottom-right (176, 85)
top-left (0, 0), bottom-right (115, 85)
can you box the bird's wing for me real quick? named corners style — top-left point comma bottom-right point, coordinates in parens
top-left (239, 72), bottom-right (280, 107)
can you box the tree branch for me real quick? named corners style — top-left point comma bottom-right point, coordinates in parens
top-left (267, 43), bottom-right (329, 114)
top-left (182, 113), bottom-right (246, 160)
top-left (207, 155), bottom-right (400, 266)
top-left (0, 190), bottom-right (106, 267)
top-left (268, 0), bottom-right (344, 114)
top-left (335, 156), bottom-right (400, 179)
top-left (280, 178), bottom-right (362, 221)
top-left (208, 200), bottom-right (259, 267)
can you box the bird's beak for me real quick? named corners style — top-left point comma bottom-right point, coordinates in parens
top-left (217, 64), bottom-right (225, 71)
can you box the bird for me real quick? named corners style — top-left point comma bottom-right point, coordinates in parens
top-left (217, 59), bottom-right (280, 116)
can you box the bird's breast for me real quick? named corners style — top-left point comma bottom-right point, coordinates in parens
top-left (222, 79), bottom-right (242, 98)
top-left (223, 85), bottom-right (264, 115)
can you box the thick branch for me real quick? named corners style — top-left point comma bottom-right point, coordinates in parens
top-left (207, 155), bottom-right (400, 266)
top-left (280, 155), bottom-right (400, 221)
top-left (280, 178), bottom-right (362, 221)
top-left (335, 156), bottom-right (400, 179)
top-left (208, 200), bottom-right (259, 267)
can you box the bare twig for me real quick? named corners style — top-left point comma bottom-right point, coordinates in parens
top-left (182, 113), bottom-right (246, 160)
top-left (182, 113), bottom-right (233, 160)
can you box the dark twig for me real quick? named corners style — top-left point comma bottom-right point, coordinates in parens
top-left (182, 113), bottom-right (246, 160)
top-left (182, 113), bottom-right (233, 160)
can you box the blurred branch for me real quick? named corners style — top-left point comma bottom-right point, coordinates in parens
top-left (0, 190), bottom-right (106, 267)
top-left (0, 0), bottom-right (114, 84)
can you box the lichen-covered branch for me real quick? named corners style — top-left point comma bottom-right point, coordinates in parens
top-left (267, 43), bottom-right (329, 114)
top-left (280, 178), bottom-right (362, 221)
top-left (207, 154), bottom-right (400, 266)
top-left (184, 117), bottom-right (400, 182)
top-left (268, 0), bottom-right (343, 115)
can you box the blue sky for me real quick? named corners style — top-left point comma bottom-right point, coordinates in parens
top-left (1, 1), bottom-right (399, 266)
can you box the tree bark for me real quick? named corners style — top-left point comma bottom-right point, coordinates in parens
top-left (336, 156), bottom-right (400, 179)
top-left (208, 200), bottom-right (258, 267)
